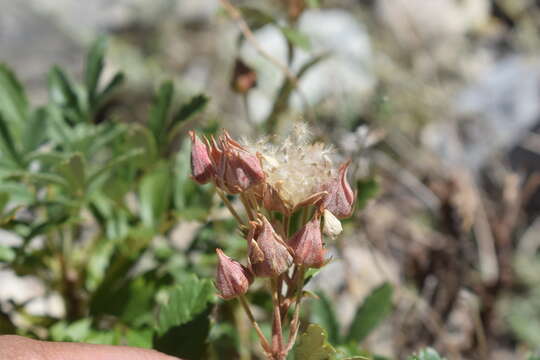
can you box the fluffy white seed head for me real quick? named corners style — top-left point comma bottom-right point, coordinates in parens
top-left (245, 123), bottom-right (338, 207)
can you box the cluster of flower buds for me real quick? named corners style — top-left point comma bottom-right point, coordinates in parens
top-left (190, 130), bottom-right (356, 300)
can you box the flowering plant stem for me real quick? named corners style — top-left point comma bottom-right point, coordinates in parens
top-left (190, 129), bottom-right (356, 359)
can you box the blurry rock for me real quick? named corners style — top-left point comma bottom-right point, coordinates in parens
top-left (27, 0), bottom-right (162, 37)
top-left (0, 270), bottom-right (65, 318)
top-left (376, 0), bottom-right (490, 48)
top-left (423, 56), bottom-right (540, 170)
top-left (0, 0), bottom-right (82, 103)
top-left (240, 9), bottom-right (375, 123)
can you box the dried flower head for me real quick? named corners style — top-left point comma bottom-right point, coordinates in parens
top-left (215, 248), bottom-right (253, 299)
top-left (320, 161), bottom-right (356, 218)
top-left (248, 216), bottom-right (293, 277)
top-left (289, 213), bottom-right (326, 268)
top-left (213, 131), bottom-right (265, 194)
top-left (189, 131), bottom-right (214, 184)
top-left (246, 123), bottom-right (337, 211)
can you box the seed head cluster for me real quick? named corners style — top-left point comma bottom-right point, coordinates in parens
top-left (189, 124), bottom-right (356, 300)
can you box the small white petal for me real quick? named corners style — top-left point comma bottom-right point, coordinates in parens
top-left (323, 209), bottom-right (343, 238)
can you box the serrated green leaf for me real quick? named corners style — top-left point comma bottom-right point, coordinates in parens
top-left (156, 274), bottom-right (215, 336)
top-left (154, 307), bottom-right (211, 359)
top-left (407, 348), bottom-right (446, 360)
top-left (295, 324), bottom-right (337, 360)
top-left (281, 27), bottom-right (311, 51)
top-left (139, 163), bottom-right (171, 228)
top-left (312, 291), bottom-right (341, 345)
top-left (346, 283), bottom-right (393, 344)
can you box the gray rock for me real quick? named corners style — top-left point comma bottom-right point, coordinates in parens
top-left (423, 56), bottom-right (540, 170)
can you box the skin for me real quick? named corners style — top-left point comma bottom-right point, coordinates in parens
top-left (0, 335), bottom-right (181, 360)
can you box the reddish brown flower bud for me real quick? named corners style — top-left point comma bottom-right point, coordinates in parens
top-left (213, 131), bottom-right (265, 194)
top-left (215, 248), bottom-right (253, 300)
top-left (248, 216), bottom-right (293, 277)
top-left (321, 161), bottom-right (356, 218)
top-left (262, 184), bottom-right (290, 214)
top-left (231, 58), bottom-right (257, 94)
top-left (289, 214), bottom-right (326, 268)
top-left (189, 131), bottom-right (214, 184)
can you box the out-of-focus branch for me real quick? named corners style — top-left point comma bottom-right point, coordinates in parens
top-left (218, 0), bottom-right (299, 87)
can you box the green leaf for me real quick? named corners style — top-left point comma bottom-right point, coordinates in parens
top-left (154, 308), bottom-right (212, 359)
top-left (0, 245), bottom-right (16, 263)
top-left (156, 274), bottom-right (215, 336)
top-left (121, 277), bottom-right (156, 324)
top-left (149, 81), bottom-right (174, 145)
top-left (57, 153), bottom-right (86, 196)
top-left (125, 328), bottom-right (153, 348)
top-left (168, 94), bottom-right (209, 142)
top-left (345, 283), bottom-right (393, 344)
top-left (0, 192), bottom-right (8, 211)
top-left (50, 318), bottom-right (92, 342)
top-left (0, 112), bottom-right (23, 167)
top-left (281, 27), bottom-right (311, 51)
top-left (128, 125), bottom-right (158, 167)
top-left (294, 324), bottom-right (337, 360)
top-left (356, 178), bottom-right (379, 211)
top-left (304, 268), bottom-right (321, 285)
top-left (22, 107), bottom-right (48, 153)
top-left (139, 163), bottom-right (171, 228)
top-left (48, 66), bottom-right (80, 113)
top-left (312, 292), bottom-right (341, 345)
top-left (95, 72), bottom-right (125, 107)
top-left (407, 348), bottom-right (446, 360)
top-left (238, 7), bottom-right (275, 31)
top-left (86, 148), bottom-right (143, 191)
top-left (85, 36), bottom-right (107, 104)
top-left (0, 63), bottom-right (28, 128)
top-left (153, 275), bottom-right (214, 358)
top-left (307, 0), bottom-right (321, 7)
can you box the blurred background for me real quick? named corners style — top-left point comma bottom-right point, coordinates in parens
top-left (2, 0), bottom-right (540, 359)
